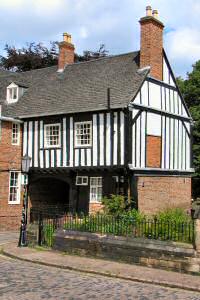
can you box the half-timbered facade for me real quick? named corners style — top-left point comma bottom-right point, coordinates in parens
top-left (0, 7), bottom-right (194, 224)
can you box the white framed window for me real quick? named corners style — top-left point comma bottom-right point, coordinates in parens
top-left (76, 176), bottom-right (88, 186)
top-left (75, 121), bottom-right (92, 147)
top-left (12, 122), bottom-right (20, 145)
top-left (7, 83), bottom-right (19, 103)
top-left (90, 177), bottom-right (102, 203)
top-left (44, 123), bottom-right (61, 148)
top-left (8, 171), bottom-right (21, 204)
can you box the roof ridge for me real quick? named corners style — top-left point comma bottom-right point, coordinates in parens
top-left (20, 65), bottom-right (57, 74)
top-left (64, 51), bottom-right (139, 68)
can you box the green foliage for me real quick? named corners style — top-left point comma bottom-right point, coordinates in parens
top-left (154, 208), bottom-right (191, 223)
top-left (38, 209), bottom-right (193, 248)
top-left (42, 224), bottom-right (55, 247)
top-left (0, 42), bottom-right (59, 72)
top-left (177, 63), bottom-right (200, 197)
top-left (0, 42), bottom-right (109, 72)
top-left (101, 194), bottom-right (129, 217)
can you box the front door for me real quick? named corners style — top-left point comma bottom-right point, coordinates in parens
top-left (76, 186), bottom-right (89, 214)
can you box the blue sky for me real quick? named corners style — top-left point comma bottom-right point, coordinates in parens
top-left (0, 0), bottom-right (200, 78)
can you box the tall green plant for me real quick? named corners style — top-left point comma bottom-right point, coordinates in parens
top-left (102, 194), bottom-right (130, 217)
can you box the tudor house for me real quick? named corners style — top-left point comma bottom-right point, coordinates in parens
top-left (0, 7), bottom-right (194, 229)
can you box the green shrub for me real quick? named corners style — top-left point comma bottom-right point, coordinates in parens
top-left (154, 208), bottom-right (191, 223)
top-left (102, 194), bottom-right (134, 217)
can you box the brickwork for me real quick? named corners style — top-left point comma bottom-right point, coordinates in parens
top-left (146, 135), bottom-right (161, 168)
top-left (137, 176), bottom-right (191, 215)
top-left (58, 42), bottom-right (75, 70)
top-left (0, 121), bottom-right (23, 230)
top-left (89, 203), bottom-right (104, 214)
top-left (140, 16), bottom-right (164, 80)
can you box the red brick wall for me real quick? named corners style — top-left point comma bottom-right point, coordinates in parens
top-left (140, 17), bottom-right (164, 80)
top-left (58, 42), bottom-right (75, 70)
top-left (89, 203), bottom-right (104, 214)
top-left (0, 121), bottom-right (23, 230)
top-left (146, 135), bottom-right (161, 168)
top-left (137, 176), bottom-right (191, 215)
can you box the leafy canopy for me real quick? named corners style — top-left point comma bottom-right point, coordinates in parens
top-left (177, 61), bottom-right (200, 197)
top-left (0, 42), bottom-right (108, 72)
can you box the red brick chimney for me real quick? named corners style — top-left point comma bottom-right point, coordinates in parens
top-left (58, 33), bottom-right (75, 71)
top-left (139, 6), bottom-right (164, 81)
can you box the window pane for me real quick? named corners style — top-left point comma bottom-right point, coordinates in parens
top-left (13, 88), bottom-right (17, 99)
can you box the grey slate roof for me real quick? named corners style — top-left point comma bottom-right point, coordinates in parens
top-left (1, 51), bottom-right (148, 119)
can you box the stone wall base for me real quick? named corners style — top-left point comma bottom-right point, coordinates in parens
top-left (53, 230), bottom-right (200, 274)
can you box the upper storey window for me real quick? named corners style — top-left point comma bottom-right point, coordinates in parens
top-left (44, 123), bottom-right (61, 148)
top-left (7, 83), bottom-right (19, 103)
top-left (75, 121), bottom-right (92, 148)
top-left (6, 82), bottom-right (26, 104)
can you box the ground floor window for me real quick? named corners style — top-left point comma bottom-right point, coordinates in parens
top-left (9, 171), bottom-right (21, 204)
top-left (90, 177), bottom-right (102, 202)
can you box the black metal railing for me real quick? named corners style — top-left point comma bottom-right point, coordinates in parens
top-left (30, 209), bottom-right (195, 247)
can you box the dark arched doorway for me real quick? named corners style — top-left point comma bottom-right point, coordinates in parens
top-left (29, 177), bottom-right (70, 212)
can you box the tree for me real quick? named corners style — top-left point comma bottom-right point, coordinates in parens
top-left (0, 42), bottom-right (58, 72)
top-left (75, 44), bottom-right (108, 62)
top-left (0, 43), bottom-right (109, 72)
top-left (177, 62), bottom-right (200, 198)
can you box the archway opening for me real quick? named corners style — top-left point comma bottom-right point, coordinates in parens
top-left (29, 177), bottom-right (70, 212)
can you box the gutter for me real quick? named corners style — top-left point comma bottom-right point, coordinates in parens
top-left (128, 165), bottom-right (195, 173)
top-left (0, 116), bottom-right (23, 124)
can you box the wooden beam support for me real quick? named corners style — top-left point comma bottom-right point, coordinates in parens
top-left (129, 102), bottom-right (192, 123)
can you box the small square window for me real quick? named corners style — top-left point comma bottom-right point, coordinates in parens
top-left (7, 87), bottom-right (18, 103)
top-left (44, 123), bottom-right (61, 148)
top-left (76, 176), bottom-right (88, 186)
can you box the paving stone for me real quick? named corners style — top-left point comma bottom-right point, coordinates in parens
top-left (0, 255), bottom-right (200, 299)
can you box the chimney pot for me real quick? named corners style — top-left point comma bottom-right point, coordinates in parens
top-left (152, 9), bottom-right (159, 19)
top-left (146, 5), bottom-right (152, 16)
top-left (63, 32), bottom-right (72, 43)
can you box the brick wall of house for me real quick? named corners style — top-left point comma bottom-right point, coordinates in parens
top-left (137, 176), bottom-right (192, 215)
top-left (146, 135), bottom-right (161, 168)
top-left (0, 121), bottom-right (23, 230)
top-left (89, 203), bottom-right (104, 214)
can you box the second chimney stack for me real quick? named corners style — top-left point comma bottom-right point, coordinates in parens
top-left (58, 33), bottom-right (75, 71)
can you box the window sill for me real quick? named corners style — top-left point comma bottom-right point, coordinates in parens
top-left (89, 201), bottom-right (102, 204)
top-left (74, 145), bottom-right (92, 149)
top-left (41, 146), bottom-right (61, 150)
top-left (8, 202), bottom-right (20, 205)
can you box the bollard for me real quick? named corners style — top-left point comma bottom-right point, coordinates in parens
top-left (194, 219), bottom-right (200, 253)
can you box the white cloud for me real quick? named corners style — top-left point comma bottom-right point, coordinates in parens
top-left (79, 26), bottom-right (88, 39)
top-left (166, 28), bottom-right (200, 61)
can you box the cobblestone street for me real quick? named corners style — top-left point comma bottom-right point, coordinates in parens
top-left (0, 255), bottom-right (200, 300)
